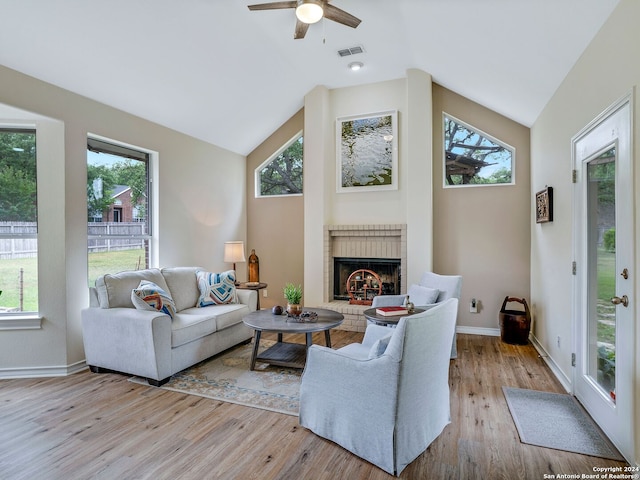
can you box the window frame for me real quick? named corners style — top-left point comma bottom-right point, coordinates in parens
top-left (442, 112), bottom-right (516, 188)
top-left (0, 125), bottom-right (40, 325)
top-left (87, 134), bottom-right (156, 282)
top-left (254, 131), bottom-right (303, 198)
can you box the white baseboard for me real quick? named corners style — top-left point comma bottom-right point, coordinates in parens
top-left (528, 334), bottom-right (572, 393)
top-left (456, 325), bottom-right (501, 336)
top-left (0, 359), bottom-right (87, 380)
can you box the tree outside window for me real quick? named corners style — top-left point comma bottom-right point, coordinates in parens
top-left (0, 129), bottom-right (38, 313)
top-left (256, 134), bottom-right (303, 197)
top-left (444, 114), bottom-right (514, 187)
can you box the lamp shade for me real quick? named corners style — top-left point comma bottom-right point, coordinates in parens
top-left (296, 0), bottom-right (323, 24)
top-left (224, 241), bottom-right (246, 264)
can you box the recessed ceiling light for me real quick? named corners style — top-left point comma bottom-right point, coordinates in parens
top-left (348, 62), bottom-right (363, 71)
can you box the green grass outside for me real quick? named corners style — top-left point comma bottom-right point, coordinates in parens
top-left (87, 248), bottom-right (147, 287)
top-left (596, 247), bottom-right (616, 345)
top-left (0, 257), bottom-right (38, 311)
top-left (0, 248), bottom-right (146, 311)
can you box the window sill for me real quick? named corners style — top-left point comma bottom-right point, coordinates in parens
top-left (0, 314), bottom-right (43, 330)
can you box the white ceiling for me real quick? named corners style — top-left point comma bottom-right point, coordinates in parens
top-left (0, 0), bottom-right (620, 156)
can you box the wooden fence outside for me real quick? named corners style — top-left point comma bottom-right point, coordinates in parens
top-left (0, 222), bottom-right (146, 259)
top-left (88, 222), bottom-right (147, 253)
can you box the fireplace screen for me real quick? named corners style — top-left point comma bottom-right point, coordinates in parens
top-left (334, 257), bottom-right (401, 302)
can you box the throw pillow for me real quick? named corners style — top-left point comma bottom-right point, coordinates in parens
top-left (368, 333), bottom-right (393, 359)
top-left (131, 280), bottom-right (177, 319)
top-left (407, 284), bottom-right (440, 305)
top-left (196, 270), bottom-right (237, 307)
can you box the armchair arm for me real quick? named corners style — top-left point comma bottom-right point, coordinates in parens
top-left (81, 307), bottom-right (172, 380)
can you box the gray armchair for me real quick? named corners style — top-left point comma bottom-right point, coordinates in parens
top-left (371, 272), bottom-right (462, 358)
top-left (299, 299), bottom-right (458, 476)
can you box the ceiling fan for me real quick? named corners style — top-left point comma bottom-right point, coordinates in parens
top-left (248, 0), bottom-right (361, 39)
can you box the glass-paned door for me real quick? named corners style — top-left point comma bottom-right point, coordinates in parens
top-left (573, 97), bottom-right (633, 461)
top-left (586, 148), bottom-right (616, 399)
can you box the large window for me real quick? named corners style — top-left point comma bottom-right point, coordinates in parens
top-left (443, 114), bottom-right (514, 187)
top-left (255, 133), bottom-right (303, 197)
top-left (0, 128), bottom-right (38, 314)
top-left (87, 137), bottom-right (151, 286)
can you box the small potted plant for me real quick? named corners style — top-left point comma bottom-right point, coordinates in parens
top-left (283, 283), bottom-right (303, 316)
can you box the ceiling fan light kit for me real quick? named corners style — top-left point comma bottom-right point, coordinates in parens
top-left (296, 0), bottom-right (323, 24)
top-left (248, 0), bottom-right (361, 39)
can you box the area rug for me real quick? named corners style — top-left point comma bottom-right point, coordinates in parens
top-left (130, 340), bottom-right (301, 416)
top-left (502, 386), bottom-right (624, 460)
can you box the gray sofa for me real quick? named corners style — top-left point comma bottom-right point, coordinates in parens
top-left (81, 267), bottom-right (257, 386)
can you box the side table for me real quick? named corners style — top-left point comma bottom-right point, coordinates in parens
top-left (237, 282), bottom-right (268, 310)
top-left (363, 307), bottom-right (427, 326)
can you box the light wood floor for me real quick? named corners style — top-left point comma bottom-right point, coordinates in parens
top-left (0, 332), bottom-right (628, 480)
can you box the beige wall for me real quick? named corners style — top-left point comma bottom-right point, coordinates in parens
top-left (0, 65), bottom-right (247, 375)
top-left (303, 72), bottom-right (434, 306)
top-left (531, 0), bottom-right (639, 463)
top-left (249, 72), bottom-right (531, 330)
top-left (432, 84), bottom-right (531, 332)
top-left (246, 109), bottom-right (304, 310)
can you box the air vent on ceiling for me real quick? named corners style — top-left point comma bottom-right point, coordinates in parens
top-left (338, 45), bottom-right (364, 57)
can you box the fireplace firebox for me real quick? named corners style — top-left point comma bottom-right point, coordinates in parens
top-left (333, 257), bottom-right (401, 302)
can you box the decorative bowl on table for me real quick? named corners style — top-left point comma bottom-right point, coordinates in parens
top-left (286, 311), bottom-right (318, 323)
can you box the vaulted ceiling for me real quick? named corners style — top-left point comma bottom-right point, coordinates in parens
top-left (0, 0), bottom-right (620, 155)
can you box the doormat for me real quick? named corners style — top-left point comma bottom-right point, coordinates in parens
top-left (502, 386), bottom-right (624, 461)
top-left (130, 340), bottom-right (301, 416)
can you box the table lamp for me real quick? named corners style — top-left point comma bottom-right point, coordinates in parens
top-left (224, 241), bottom-right (246, 275)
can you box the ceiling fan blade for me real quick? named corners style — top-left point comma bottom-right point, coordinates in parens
top-left (294, 19), bottom-right (310, 39)
top-left (247, 1), bottom-right (296, 11)
top-left (323, 4), bottom-right (361, 28)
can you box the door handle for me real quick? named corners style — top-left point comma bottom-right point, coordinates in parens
top-left (611, 295), bottom-right (629, 307)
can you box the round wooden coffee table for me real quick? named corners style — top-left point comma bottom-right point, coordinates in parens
top-left (242, 307), bottom-right (344, 370)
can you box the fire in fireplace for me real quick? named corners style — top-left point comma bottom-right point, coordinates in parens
top-left (333, 257), bottom-right (401, 301)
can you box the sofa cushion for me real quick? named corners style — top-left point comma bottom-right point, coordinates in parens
top-left (131, 280), bottom-right (177, 319)
top-left (171, 303), bottom-right (249, 347)
top-left (96, 268), bottom-right (170, 309)
top-left (161, 267), bottom-right (201, 312)
top-left (196, 270), bottom-right (237, 306)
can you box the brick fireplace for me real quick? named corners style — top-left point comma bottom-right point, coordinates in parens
top-left (318, 224), bottom-right (407, 331)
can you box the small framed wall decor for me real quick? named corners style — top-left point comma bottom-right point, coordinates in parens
top-left (535, 186), bottom-right (553, 223)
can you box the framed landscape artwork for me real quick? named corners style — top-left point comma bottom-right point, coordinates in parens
top-left (336, 110), bottom-right (398, 192)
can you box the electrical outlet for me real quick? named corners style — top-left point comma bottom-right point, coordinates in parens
top-left (263, 289), bottom-right (268, 297)
top-left (470, 298), bottom-right (478, 313)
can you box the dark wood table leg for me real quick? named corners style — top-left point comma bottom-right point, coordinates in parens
top-left (250, 330), bottom-right (261, 371)
top-left (277, 332), bottom-right (283, 343)
top-left (324, 330), bottom-right (332, 348)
